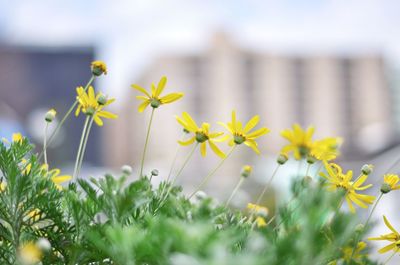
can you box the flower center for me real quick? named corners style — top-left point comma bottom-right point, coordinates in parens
top-left (150, 98), bottom-right (161, 108)
top-left (195, 132), bottom-right (209, 143)
top-left (298, 145), bottom-right (309, 157)
top-left (85, 106), bottom-right (96, 116)
top-left (234, 134), bottom-right (246, 144)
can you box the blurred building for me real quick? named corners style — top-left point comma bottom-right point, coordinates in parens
top-left (105, 33), bottom-right (395, 194)
top-left (0, 45), bottom-right (102, 167)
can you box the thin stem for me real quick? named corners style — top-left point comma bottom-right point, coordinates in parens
top-left (73, 116), bottom-right (90, 179)
top-left (43, 122), bottom-right (49, 165)
top-left (383, 251), bottom-right (396, 265)
top-left (255, 164), bottom-right (280, 205)
top-left (225, 177), bottom-right (245, 207)
top-left (76, 116), bottom-right (95, 178)
top-left (305, 163), bottom-right (311, 177)
top-left (140, 108), bottom-right (155, 177)
top-left (170, 142), bottom-right (199, 186)
top-left (189, 145), bottom-right (236, 199)
top-left (313, 162), bottom-right (323, 178)
top-left (166, 132), bottom-right (186, 182)
top-left (38, 75), bottom-right (95, 161)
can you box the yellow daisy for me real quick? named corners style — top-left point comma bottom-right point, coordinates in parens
top-left (255, 216), bottom-right (267, 228)
top-left (342, 241), bottom-right (367, 263)
top-left (369, 215), bottom-right (400, 254)
top-left (281, 124), bottom-right (315, 160)
top-left (218, 110), bottom-right (270, 155)
top-left (320, 162), bottom-right (375, 213)
top-left (12, 132), bottom-right (23, 143)
top-left (41, 164), bottom-right (72, 190)
top-left (311, 137), bottom-right (343, 161)
top-left (383, 174), bottom-right (400, 191)
top-left (176, 112), bottom-right (226, 158)
top-left (19, 242), bottom-right (42, 264)
top-left (75, 86), bottom-right (118, 126)
top-left (132, 76), bottom-right (183, 113)
top-left (91, 60), bottom-right (107, 76)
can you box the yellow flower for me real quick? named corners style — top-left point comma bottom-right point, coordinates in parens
top-left (0, 182), bottom-right (6, 192)
top-left (247, 203), bottom-right (269, 217)
top-left (369, 215), bottom-right (400, 254)
top-left (48, 168), bottom-right (72, 190)
top-left (176, 112), bottom-right (226, 158)
top-left (26, 209), bottom-right (41, 222)
top-left (281, 124), bottom-right (315, 160)
top-left (75, 86), bottom-right (118, 126)
top-left (91, 60), bottom-right (107, 76)
top-left (311, 137), bottom-right (343, 161)
top-left (320, 162), bottom-right (375, 213)
top-left (12, 132), bottom-right (23, 143)
top-left (255, 216), bottom-right (267, 228)
top-left (21, 159), bottom-right (32, 175)
top-left (342, 241), bottom-right (367, 262)
top-left (382, 174), bottom-right (400, 192)
top-left (132, 76), bottom-right (183, 113)
top-left (218, 111), bottom-right (270, 155)
top-left (19, 242), bottom-right (42, 265)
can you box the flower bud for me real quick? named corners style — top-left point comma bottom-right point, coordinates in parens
top-left (121, 165), bottom-right (132, 175)
top-left (241, 165), bottom-right (252, 178)
top-left (91, 60), bottom-right (107, 76)
top-left (36, 238), bottom-right (51, 252)
top-left (361, 164), bottom-right (373, 175)
top-left (151, 169), bottom-right (159, 176)
top-left (97, 94), bottom-right (108, 105)
top-left (85, 106), bottom-right (96, 116)
top-left (355, 223), bottom-right (365, 233)
top-left (194, 190), bottom-right (207, 200)
top-left (380, 183), bottom-right (391, 194)
top-left (306, 155), bottom-right (316, 164)
top-left (277, 153), bottom-right (288, 165)
top-left (302, 176), bottom-right (313, 187)
top-left (45, 109), bottom-right (57, 123)
top-left (150, 99), bottom-right (161, 108)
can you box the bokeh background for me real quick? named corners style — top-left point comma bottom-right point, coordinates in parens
top-left (1, 0), bottom-right (400, 262)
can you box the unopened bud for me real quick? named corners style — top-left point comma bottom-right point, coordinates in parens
top-left (85, 107), bottom-right (95, 116)
top-left (97, 94), bottom-right (108, 105)
top-left (45, 109), bottom-right (57, 123)
top-left (306, 155), bottom-right (316, 164)
top-left (361, 164), bottom-right (373, 175)
top-left (302, 176), bottom-right (313, 187)
top-left (150, 99), bottom-right (161, 108)
top-left (91, 60), bottom-right (107, 76)
top-left (121, 165), bottom-right (132, 175)
top-left (151, 169), bottom-right (159, 176)
top-left (355, 223), bottom-right (365, 233)
top-left (380, 183), bottom-right (391, 194)
top-left (36, 238), bottom-right (51, 252)
top-left (277, 154), bottom-right (288, 165)
top-left (241, 165), bottom-right (252, 178)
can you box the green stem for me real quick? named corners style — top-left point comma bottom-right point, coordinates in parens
top-left (297, 159), bottom-right (303, 177)
top-left (166, 132), bottom-right (186, 182)
top-left (140, 108), bottom-right (155, 177)
top-left (189, 145), bottom-right (236, 199)
top-left (305, 163), bottom-right (311, 177)
top-left (76, 116), bottom-right (95, 178)
top-left (43, 122), bottom-right (49, 166)
top-left (383, 251), bottom-right (396, 265)
top-left (255, 164), bottom-right (280, 205)
top-left (313, 162), bottom-right (323, 178)
top-left (225, 177), bottom-right (245, 207)
top-left (38, 75), bottom-right (95, 161)
top-left (73, 116), bottom-right (90, 179)
top-left (170, 142), bottom-right (199, 186)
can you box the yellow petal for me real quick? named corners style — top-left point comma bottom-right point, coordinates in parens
top-left (178, 136), bottom-right (195, 146)
top-left (353, 174), bottom-right (368, 188)
top-left (182, 112), bottom-right (199, 132)
top-left (131, 84), bottom-right (151, 97)
top-left (138, 100), bottom-right (150, 113)
top-left (246, 127), bottom-right (270, 139)
top-left (88, 86), bottom-right (95, 100)
top-left (378, 243), bottom-right (397, 253)
top-left (244, 115), bottom-right (260, 133)
top-left (160, 93), bottom-right (184, 104)
top-left (136, 95), bottom-right (149, 101)
top-left (52, 175), bottom-right (72, 184)
top-left (176, 116), bottom-right (195, 133)
top-left (384, 215), bottom-right (399, 234)
top-left (209, 140), bottom-right (226, 158)
top-left (218, 122), bottom-right (233, 134)
top-left (200, 142), bottom-right (207, 157)
top-left (155, 76), bottom-right (167, 97)
top-left (244, 139), bottom-right (261, 155)
top-left (93, 115), bottom-right (103, 126)
top-left (97, 111), bottom-right (118, 119)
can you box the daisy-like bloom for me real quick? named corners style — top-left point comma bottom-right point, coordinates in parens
top-left (381, 174), bottom-right (400, 194)
top-left (41, 164), bottom-right (72, 190)
top-left (176, 112), bottom-right (226, 158)
top-left (255, 216), bottom-right (267, 228)
top-left (75, 86), bottom-right (118, 126)
top-left (281, 124), bottom-right (315, 160)
top-left (18, 242), bottom-right (42, 265)
top-left (132, 76), bottom-right (183, 113)
top-left (91, 60), bottom-right (107, 76)
top-left (12, 132), bottom-right (23, 143)
top-left (218, 111), bottom-right (270, 155)
top-left (369, 215), bottom-right (400, 254)
top-left (311, 137), bottom-right (343, 161)
top-left (247, 203), bottom-right (269, 217)
top-left (320, 162), bottom-right (375, 213)
top-left (342, 241), bottom-right (367, 262)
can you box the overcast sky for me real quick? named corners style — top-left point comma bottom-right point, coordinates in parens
top-left (0, 0), bottom-right (399, 99)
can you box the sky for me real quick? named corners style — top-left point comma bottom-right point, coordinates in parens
top-left (0, 0), bottom-right (399, 99)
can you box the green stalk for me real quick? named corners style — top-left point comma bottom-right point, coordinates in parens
top-left (73, 116), bottom-right (90, 179)
top-left (140, 108), bottom-right (155, 177)
top-left (166, 132), bottom-right (186, 182)
top-left (313, 162), bottom-right (323, 178)
top-left (383, 251), bottom-right (396, 265)
top-left (43, 122), bottom-right (49, 166)
top-left (255, 164), bottom-right (280, 205)
top-left (305, 163), bottom-right (311, 177)
top-left (76, 116), bottom-right (95, 178)
top-left (225, 177), bottom-right (245, 207)
top-left (38, 75), bottom-right (95, 161)
top-left (189, 145), bottom-right (236, 199)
